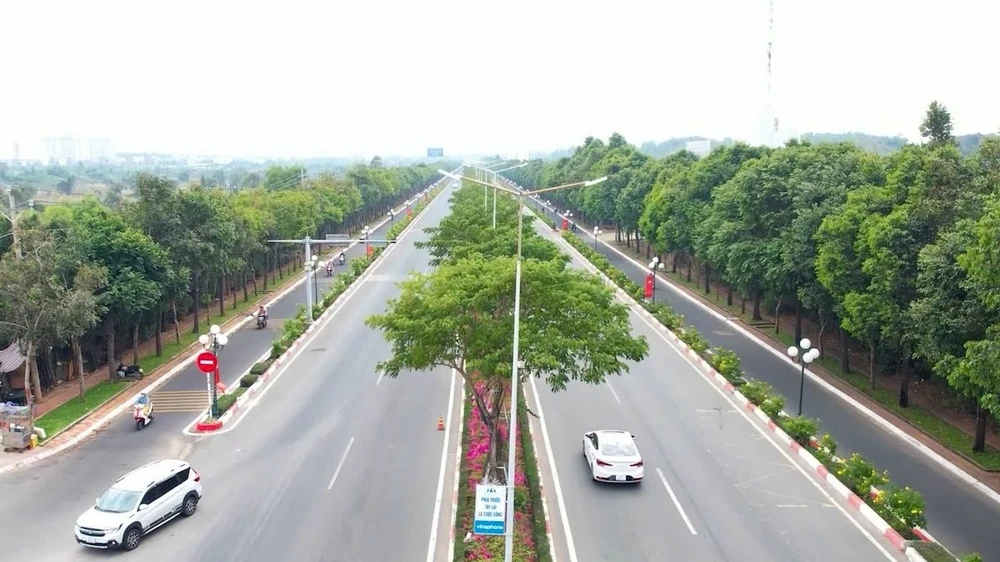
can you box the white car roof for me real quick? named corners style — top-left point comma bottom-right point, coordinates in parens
top-left (593, 430), bottom-right (633, 442)
top-left (113, 459), bottom-right (190, 492)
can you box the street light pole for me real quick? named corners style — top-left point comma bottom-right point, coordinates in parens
top-left (787, 339), bottom-right (820, 416)
top-left (648, 257), bottom-right (663, 303)
top-left (198, 325), bottom-right (228, 418)
top-left (592, 225), bottom-right (603, 250)
top-left (437, 169), bottom-right (606, 562)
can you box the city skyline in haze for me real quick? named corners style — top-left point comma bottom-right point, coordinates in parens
top-left (2, 0), bottom-right (997, 161)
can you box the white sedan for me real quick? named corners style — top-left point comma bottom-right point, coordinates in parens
top-left (582, 430), bottom-right (644, 483)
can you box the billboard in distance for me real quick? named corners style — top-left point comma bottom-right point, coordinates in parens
top-left (427, 147), bottom-right (444, 157)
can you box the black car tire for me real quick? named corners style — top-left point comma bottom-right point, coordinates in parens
top-left (121, 525), bottom-right (143, 551)
top-left (181, 493), bottom-right (199, 517)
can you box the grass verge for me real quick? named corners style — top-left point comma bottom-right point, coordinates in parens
top-left (34, 380), bottom-right (133, 439)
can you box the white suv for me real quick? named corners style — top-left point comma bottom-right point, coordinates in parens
top-left (75, 459), bottom-right (203, 551)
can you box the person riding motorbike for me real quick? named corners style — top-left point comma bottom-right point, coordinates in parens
top-left (134, 392), bottom-right (151, 415)
top-left (257, 305), bottom-right (268, 323)
top-left (325, 261), bottom-right (334, 275)
top-left (338, 251), bottom-right (346, 265)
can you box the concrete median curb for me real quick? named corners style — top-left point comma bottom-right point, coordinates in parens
top-left (524, 201), bottom-right (933, 559)
top-left (190, 180), bottom-right (452, 433)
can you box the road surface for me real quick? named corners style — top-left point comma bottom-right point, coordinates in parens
top-left (523, 210), bottom-right (905, 562)
top-left (0, 186), bottom-right (458, 562)
top-left (519, 189), bottom-right (1000, 560)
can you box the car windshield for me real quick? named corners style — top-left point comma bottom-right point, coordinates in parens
top-left (600, 437), bottom-right (637, 457)
top-left (95, 488), bottom-right (141, 513)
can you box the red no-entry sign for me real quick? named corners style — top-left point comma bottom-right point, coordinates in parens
top-left (196, 351), bottom-right (218, 373)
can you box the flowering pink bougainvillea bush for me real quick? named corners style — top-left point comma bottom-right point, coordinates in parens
top-left (460, 381), bottom-right (537, 562)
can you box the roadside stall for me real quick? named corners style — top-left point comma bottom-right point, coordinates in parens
top-left (1, 403), bottom-right (35, 453)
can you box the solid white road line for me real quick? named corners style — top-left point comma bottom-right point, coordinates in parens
top-left (327, 437), bottom-right (356, 490)
top-left (656, 468), bottom-right (698, 535)
top-left (425, 368), bottom-right (457, 562)
top-left (529, 374), bottom-right (580, 562)
top-left (569, 209), bottom-right (1000, 509)
top-left (605, 381), bottom-right (622, 404)
top-left (532, 207), bottom-right (899, 561)
top-left (376, 369), bottom-right (386, 386)
top-left (181, 183), bottom-right (451, 437)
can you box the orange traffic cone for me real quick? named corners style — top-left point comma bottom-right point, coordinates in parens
top-left (437, 416), bottom-right (444, 431)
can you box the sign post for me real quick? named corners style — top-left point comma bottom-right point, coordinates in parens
top-left (196, 351), bottom-right (218, 373)
top-left (473, 484), bottom-right (507, 536)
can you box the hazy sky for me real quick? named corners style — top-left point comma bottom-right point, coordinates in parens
top-left (2, 0), bottom-right (997, 160)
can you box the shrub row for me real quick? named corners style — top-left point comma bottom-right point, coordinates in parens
top-left (517, 383), bottom-right (552, 562)
top-left (557, 227), bottom-right (941, 543)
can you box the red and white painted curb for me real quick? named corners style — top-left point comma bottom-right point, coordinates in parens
top-left (537, 210), bottom-right (933, 559)
top-left (192, 183), bottom-right (450, 433)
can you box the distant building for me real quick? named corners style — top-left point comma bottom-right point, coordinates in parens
top-left (685, 140), bottom-right (712, 157)
top-left (87, 138), bottom-right (112, 161)
top-left (44, 136), bottom-right (78, 164)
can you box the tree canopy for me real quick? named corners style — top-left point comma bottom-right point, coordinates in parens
top-left (0, 162), bottom-right (441, 401)
top-left (503, 101), bottom-right (1000, 453)
top-left (367, 183), bottom-right (649, 482)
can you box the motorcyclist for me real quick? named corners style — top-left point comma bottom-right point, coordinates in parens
top-left (338, 251), bottom-right (346, 265)
top-left (325, 261), bottom-right (334, 275)
top-left (257, 305), bottom-right (268, 323)
top-left (135, 392), bottom-right (150, 407)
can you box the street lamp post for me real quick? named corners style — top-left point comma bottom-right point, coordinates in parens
top-left (592, 225), bottom-right (603, 250)
top-left (648, 257), bottom-right (664, 302)
top-left (787, 339), bottom-right (821, 416)
top-left (438, 169), bottom-right (606, 562)
top-left (388, 209), bottom-right (396, 227)
top-left (198, 325), bottom-right (229, 418)
top-left (362, 225), bottom-right (371, 257)
top-left (308, 255), bottom-right (321, 312)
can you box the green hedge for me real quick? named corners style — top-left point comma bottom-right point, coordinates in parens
top-left (249, 359), bottom-right (273, 375)
top-left (453, 393), bottom-right (474, 561)
top-left (240, 374), bottom-right (259, 388)
top-left (517, 387), bottom-right (552, 562)
top-left (556, 228), bottom-right (941, 543)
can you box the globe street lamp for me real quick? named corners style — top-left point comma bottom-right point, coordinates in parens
top-left (387, 209), bottom-right (396, 227)
top-left (198, 324), bottom-right (229, 418)
top-left (787, 338), bottom-right (821, 416)
top-left (648, 257), bottom-right (664, 302)
top-left (362, 225), bottom-right (370, 256)
top-left (592, 225), bottom-right (603, 250)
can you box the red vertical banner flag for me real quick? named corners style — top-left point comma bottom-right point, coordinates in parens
top-left (561, 217), bottom-right (569, 231)
top-left (644, 274), bottom-right (654, 299)
top-left (407, 207), bottom-right (413, 218)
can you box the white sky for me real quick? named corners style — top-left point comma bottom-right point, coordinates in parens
top-left (1, 0), bottom-right (997, 160)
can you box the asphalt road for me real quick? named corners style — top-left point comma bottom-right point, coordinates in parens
top-left (523, 194), bottom-right (1000, 560)
top-left (0, 187), bottom-right (456, 562)
top-left (524, 211), bottom-right (904, 562)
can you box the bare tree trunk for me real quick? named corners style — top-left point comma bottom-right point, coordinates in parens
top-left (72, 338), bottom-right (85, 400)
top-left (263, 252), bottom-right (270, 290)
top-left (794, 300), bottom-right (803, 344)
top-left (774, 296), bottom-right (783, 334)
top-left (727, 284), bottom-right (733, 306)
top-left (751, 290), bottom-right (763, 321)
top-left (251, 267), bottom-right (259, 296)
top-left (154, 303), bottom-right (163, 356)
top-left (840, 326), bottom-right (849, 374)
top-left (242, 270), bottom-right (249, 302)
top-left (105, 316), bottom-right (117, 381)
top-left (218, 274), bottom-right (225, 316)
top-left (973, 404), bottom-right (988, 453)
top-left (686, 256), bottom-right (692, 282)
top-left (671, 253), bottom-right (679, 273)
top-left (132, 320), bottom-right (140, 365)
top-left (868, 340), bottom-right (877, 389)
top-left (171, 297), bottom-right (181, 344)
top-left (29, 344), bottom-right (42, 403)
top-left (817, 317), bottom-right (828, 357)
top-left (191, 275), bottom-right (202, 334)
top-left (898, 351), bottom-right (911, 408)
top-left (703, 265), bottom-right (711, 294)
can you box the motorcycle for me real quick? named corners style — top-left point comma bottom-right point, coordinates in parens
top-left (338, 253), bottom-right (346, 266)
top-left (256, 313), bottom-right (268, 329)
top-left (325, 263), bottom-right (334, 277)
top-left (133, 402), bottom-right (154, 430)
top-left (116, 364), bottom-right (144, 380)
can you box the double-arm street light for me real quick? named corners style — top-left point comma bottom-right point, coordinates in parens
top-left (387, 208), bottom-right (397, 227)
top-left (787, 338), bottom-right (821, 416)
top-left (198, 324), bottom-right (229, 418)
top-left (648, 256), bottom-right (664, 302)
top-left (592, 226), bottom-right (603, 250)
top-left (467, 162), bottom-right (530, 228)
top-left (438, 169), bottom-right (607, 562)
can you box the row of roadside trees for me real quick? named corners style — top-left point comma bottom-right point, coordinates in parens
top-left (0, 162), bottom-right (448, 404)
top-left (503, 102), bottom-right (1000, 453)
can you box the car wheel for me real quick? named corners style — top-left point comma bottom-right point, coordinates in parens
top-left (181, 493), bottom-right (199, 517)
top-left (122, 525), bottom-right (143, 551)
